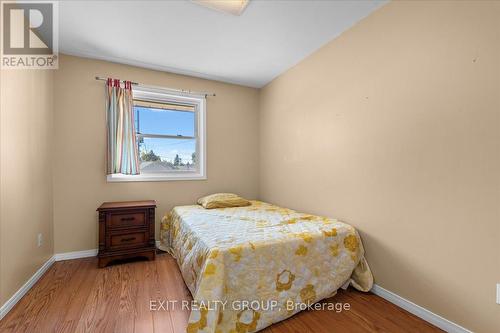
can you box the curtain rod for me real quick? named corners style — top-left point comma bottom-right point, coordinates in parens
top-left (94, 76), bottom-right (216, 97)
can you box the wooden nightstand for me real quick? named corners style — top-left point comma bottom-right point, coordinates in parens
top-left (97, 200), bottom-right (156, 268)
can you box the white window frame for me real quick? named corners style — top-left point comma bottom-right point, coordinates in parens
top-left (107, 85), bottom-right (206, 182)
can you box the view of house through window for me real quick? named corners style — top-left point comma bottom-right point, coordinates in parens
top-left (134, 100), bottom-right (198, 174)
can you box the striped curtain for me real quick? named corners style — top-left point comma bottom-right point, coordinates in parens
top-left (106, 78), bottom-right (140, 175)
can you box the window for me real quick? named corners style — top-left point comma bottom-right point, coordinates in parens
top-left (107, 86), bottom-right (206, 182)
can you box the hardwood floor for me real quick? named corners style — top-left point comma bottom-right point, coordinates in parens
top-left (0, 253), bottom-right (443, 333)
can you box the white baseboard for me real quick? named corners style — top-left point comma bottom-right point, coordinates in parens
top-left (54, 249), bottom-right (98, 261)
top-left (371, 284), bottom-right (473, 333)
top-left (0, 244), bottom-right (165, 321)
top-left (1, 249), bottom-right (469, 333)
top-left (53, 241), bottom-right (164, 261)
top-left (0, 249), bottom-right (97, 320)
top-left (54, 241), bottom-right (162, 261)
top-left (0, 255), bottom-right (55, 320)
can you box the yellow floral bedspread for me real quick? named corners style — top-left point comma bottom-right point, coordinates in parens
top-left (160, 201), bottom-right (373, 333)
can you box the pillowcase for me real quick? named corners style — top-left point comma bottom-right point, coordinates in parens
top-left (197, 193), bottom-right (251, 209)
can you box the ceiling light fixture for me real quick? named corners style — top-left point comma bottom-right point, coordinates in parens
top-left (191, 0), bottom-right (250, 16)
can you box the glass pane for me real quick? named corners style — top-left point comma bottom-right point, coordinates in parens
top-left (134, 106), bottom-right (195, 137)
top-left (138, 137), bottom-right (197, 173)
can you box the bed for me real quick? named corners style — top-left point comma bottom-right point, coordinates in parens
top-left (159, 200), bottom-right (373, 333)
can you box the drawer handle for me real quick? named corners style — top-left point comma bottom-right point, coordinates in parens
top-left (121, 237), bottom-right (136, 242)
top-left (121, 217), bottom-right (135, 221)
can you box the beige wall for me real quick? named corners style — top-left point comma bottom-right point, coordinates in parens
top-left (53, 55), bottom-right (260, 253)
top-left (0, 69), bottom-right (54, 305)
top-left (259, 1), bottom-right (500, 332)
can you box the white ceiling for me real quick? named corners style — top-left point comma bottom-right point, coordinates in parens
top-left (60, 0), bottom-right (386, 88)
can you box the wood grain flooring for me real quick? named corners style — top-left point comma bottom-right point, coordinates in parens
top-left (0, 253), bottom-right (443, 333)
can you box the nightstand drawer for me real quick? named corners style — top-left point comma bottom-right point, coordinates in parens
top-left (109, 231), bottom-right (148, 249)
top-left (108, 212), bottom-right (146, 229)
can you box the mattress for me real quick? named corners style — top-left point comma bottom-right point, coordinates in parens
top-left (159, 200), bottom-right (373, 333)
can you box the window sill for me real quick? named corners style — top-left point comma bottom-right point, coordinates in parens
top-left (106, 173), bottom-right (207, 182)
